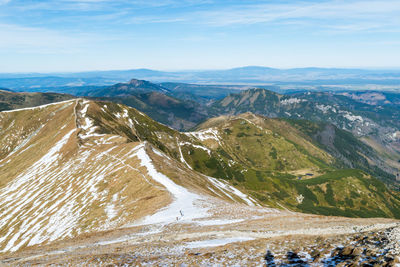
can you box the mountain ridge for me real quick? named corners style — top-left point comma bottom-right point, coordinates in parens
top-left (86, 78), bottom-right (170, 97)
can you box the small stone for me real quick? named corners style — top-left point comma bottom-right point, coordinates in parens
top-left (352, 247), bottom-right (364, 256)
top-left (203, 252), bottom-right (214, 258)
top-left (383, 256), bottom-right (394, 266)
top-left (331, 248), bottom-right (341, 257)
top-left (365, 248), bottom-right (378, 257)
top-left (311, 251), bottom-right (321, 262)
top-left (377, 255), bottom-right (385, 262)
top-left (341, 246), bottom-right (353, 256)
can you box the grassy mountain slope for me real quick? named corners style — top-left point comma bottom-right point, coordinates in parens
top-left (193, 112), bottom-right (332, 172)
top-left (0, 89), bottom-right (74, 112)
top-left (92, 92), bottom-right (208, 130)
top-left (187, 113), bottom-right (400, 218)
top-left (160, 82), bottom-right (246, 103)
top-left (212, 88), bottom-right (281, 115)
top-left (211, 88), bottom-right (400, 179)
top-left (285, 119), bottom-right (398, 184)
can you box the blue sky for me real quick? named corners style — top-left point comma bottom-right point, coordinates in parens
top-left (1, 0), bottom-right (400, 72)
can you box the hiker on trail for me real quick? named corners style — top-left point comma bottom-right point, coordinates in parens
top-left (180, 210), bottom-right (184, 217)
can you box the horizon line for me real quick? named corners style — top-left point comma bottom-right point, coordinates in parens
top-left (2, 65), bottom-right (400, 74)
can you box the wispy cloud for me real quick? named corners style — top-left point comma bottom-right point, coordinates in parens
top-left (125, 16), bottom-right (186, 24)
top-left (10, 0), bottom-right (112, 11)
top-left (0, 23), bottom-right (94, 53)
top-left (192, 0), bottom-right (400, 33)
top-left (1, 0), bottom-right (210, 26)
top-left (7, 0), bottom-right (212, 12)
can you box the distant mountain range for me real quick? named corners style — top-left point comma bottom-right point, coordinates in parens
top-left (1, 66), bottom-right (400, 91)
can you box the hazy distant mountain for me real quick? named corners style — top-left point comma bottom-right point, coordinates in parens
top-left (2, 66), bottom-right (400, 91)
top-left (83, 79), bottom-right (207, 130)
top-left (160, 82), bottom-right (251, 101)
top-left (86, 78), bottom-right (170, 97)
top-left (338, 91), bottom-right (400, 105)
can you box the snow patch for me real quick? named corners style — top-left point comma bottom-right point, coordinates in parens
top-left (186, 128), bottom-right (222, 145)
top-left (80, 103), bottom-right (89, 116)
top-left (105, 194), bottom-right (118, 220)
top-left (207, 176), bottom-right (256, 206)
top-left (0, 99), bottom-right (75, 113)
top-left (130, 145), bottom-right (207, 226)
top-left (194, 219), bottom-right (245, 226)
top-left (180, 141), bottom-right (211, 155)
top-left (184, 237), bottom-right (254, 248)
top-left (177, 141), bottom-right (193, 169)
top-left (280, 98), bottom-right (307, 105)
top-left (342, 112), bottom-right (364, 122)
top-left (316, 104), bottom-right (332, 113)
top-left (123, 109), bottom-right (129, 118)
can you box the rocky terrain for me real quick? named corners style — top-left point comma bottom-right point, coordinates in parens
top-left (1, 205), bottom-right (399, 266)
